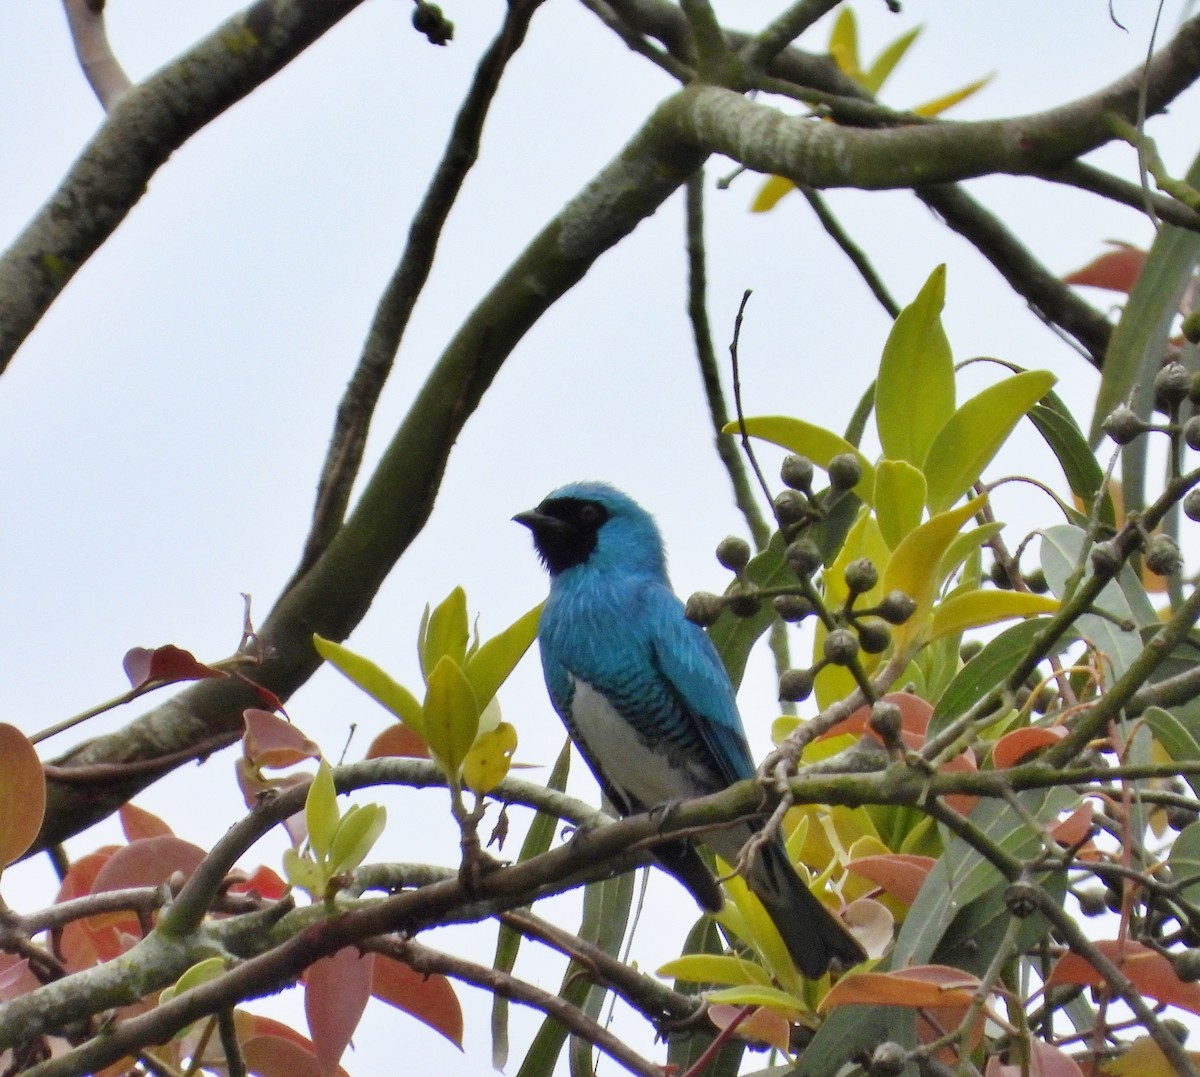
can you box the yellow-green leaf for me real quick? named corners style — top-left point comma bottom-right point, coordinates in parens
top-left (420, 587), bottom-right (470, 680)
top-left (657, 954), bottom-right (772, 987)
top-left (0, 724), bottom-right (46, 869)
top-left (940, 522), bottom-right (1004, 588)
top-left (306, 760), bottom-right (339, 862)
top-left (462, 721), bottom-right (518, 795)
top-left (282, 847), bottom-right (325, 900)
top-left (717, 870), bottom-right (804, 995)
top-left (876, 265), bottom-right (954, 467)
top-left (160, 956), bottom-right (228, 1005)
top-left (329, 802), bottom-right (387, 874)
top-left (873, 459), bottom-right (927, 549)
top-left (751, 174), bottom-right (797, 213)
top-left (881, 494), bottom-right (988, 652)
top-left (913, 74), bottom-right (993, 117)
top-left (862, 26), bottom-right (922, 94)
top-left (464, 604), bottom-right (541, 712)
top-left (703, 984), bottom-right (806, 1015)
top-left (313, 635), bottom-right (425, 739)
top-left (930, 590), bottom-right (1059, 642)
top-left (923, 369), bottom-right (1057, 513)
top-left (423, 655), bottom-right (480, 778)
top-left (828, 7), bottom-right (860, 78)
top-left (728, 416), bottom-right (875, 502)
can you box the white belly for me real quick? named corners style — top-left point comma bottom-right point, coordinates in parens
top-left (570, 679), bottom-right (702, 809)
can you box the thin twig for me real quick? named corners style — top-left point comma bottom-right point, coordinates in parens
top-left (729, 291), bottom-right (776, 514)
top-left (61, 0), bottom-right (132, 110)
top-left (801, 187), bottom-right (900, 317)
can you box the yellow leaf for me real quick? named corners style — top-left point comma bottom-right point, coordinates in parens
top-left (873, 459), bottom-right (927, 550)
top-left (1102, 1035), bottom-right (1200, 1077)
top-left (657, 954), bottom-right (772, 987)
top-left (827, 7), bottom-right (860, 78)
top-left (461, 721), bottom-right (518, 795)
top-left (751, 175), bottom-right (797, 213)
top-left (862, 26), bottom-right (922, 95)
top-left (703, 984), bottom-right (805, 1017)
top-left (726, 416), bottom-right (875, 502)
top-left (880, 494), bottom-right (988, 653)
top-left (306, 760), bottom-right (339, 862)
top-left (913, 74), bottom-right (994, 117)
top-left (930, 590), bottom-right (1059, 642)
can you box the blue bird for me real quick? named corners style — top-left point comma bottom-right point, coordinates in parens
top-left (515, 481), bottom-right (864, 978)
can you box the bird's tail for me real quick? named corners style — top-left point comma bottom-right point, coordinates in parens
top-left (746, 838), bottom-right (866, 979)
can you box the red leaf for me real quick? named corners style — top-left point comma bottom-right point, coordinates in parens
top-left (119, 803), bottom-right (174, 843)
top-left (990, 726), bottom-right (1068, 770)
top-left (370, 954), bottom-right (463, 1048)
top-left (199, 1014), bottom-right (348, 1077)
top-left (846, 854), bottom-right (936, 906)
top-left (0, 724), bottom-right (46, 867)
top-left (305, 948), bottom-right (374, 1076)
top-left (243, 710), bottom-right (321, 770)
top-left (1050, 803), bottom-right (1094, 848)
top-left (985, 1038), bottom-right (1085, 1077)
top-left (1062, 242), bottom-right (1146, 294)
top-left (1047, 940), bottom-right (1200, 1015)
top-left (228, 865), bottom-right (289, 902)
top-left (0, 955), bottom-right (40, 1001)
top-left (823, 692), bottom-right (934, 741)
top-left (91, 835), bottom-right (206, 894)
top-left (366, 723), bottom-right (430, 760)
top-left (707, 1004), bottom-right (791, 1052)
top-left (123, 645), bottom-right (225, 690)
top-left (819, 965), bottom-right (980, 1013)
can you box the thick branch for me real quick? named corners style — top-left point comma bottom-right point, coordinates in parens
top-left (0, 0), bottom-right (369, 372)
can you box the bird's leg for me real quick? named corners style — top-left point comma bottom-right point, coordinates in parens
top-left (730, 789), bottom-right (793, 882)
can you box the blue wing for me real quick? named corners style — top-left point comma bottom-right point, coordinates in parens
top-left (643, 583), bottom-right (757, 787)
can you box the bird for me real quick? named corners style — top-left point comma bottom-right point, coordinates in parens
top-left (515, 480), bottom-right (865, 978)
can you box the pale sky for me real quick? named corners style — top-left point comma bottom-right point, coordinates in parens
top-left (1, 1), bottom-right (1197, 1072)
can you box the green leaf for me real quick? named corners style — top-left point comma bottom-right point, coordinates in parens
top-left (929, 589), bottom-right (1058, 642)
top-left (305, 760), bottom-right (339, 862)
top-left (929, 617), bottom-right (1057, 735)
top-left (1170, 821), bottom-right (1200, 906)
top-left (728, 416), bottom-right (874, 502)
top-left (422, 655), bottom-right (480, 777)
top-left (703, 985), bottom-right (804, 1012)
top-left (493, 740), bottom-right (571, 1072)
top-left (1090, 147), bottom-right (1200, 444)
top-left (873, 458), bottom-right (926, 549)
top-left (282, 847), bottom-right (326, 900)
top-left (420, 587), bottom-right (471, 681)
top-left (329, 802), bottom-right (387, 874)
top-left (313, 635), bottom-right (425, 739)
top-left (160, 956), bottom-right (228, 1005)
top-left (464, 603), bottom-right (542, 711)
top-left (1143, 705), bottom-right (1200, 800)
top-left (862, 25), bottom-right (921, 94)
top-left (1027, 403), bottom-right (1114, 526)
top-left (876, 265), bottom-right (954, 467)
top-left (923, 369), bottom-right (1057, 513)
top-left (939, 522), bottom-right (1004, 588)
top-left (657, 954), bottom-right (771, 987)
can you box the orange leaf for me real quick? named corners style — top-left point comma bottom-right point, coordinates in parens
top-left (823, 692), bottom-right (933, 741)
top-left (91, 836), bottom-right (206, 894)
top-left (371, 954), bottom-right (463, 1049)
top-left (1062, 242), bottom-right (1146, 295)
top-left (846, 854), bottom-right (936, 906)
top-left (228, 864), bottom-right (289, 902)
top-left (819, 965), bottom-right (980, 1013)
top-left (366, 723), bottom-right (430, 761)
top-left (0, 724), bottom-right (46, 867)
top-left (119, 803), bottom-right (174, 843)
top-left (1048, 941), bottom-right (1200, 1015)
top-left (243, 710), bottom-right (321, 770)
top-left (1050, 803), bottom-right (1094, 848)
top-left (306, 948), bottom-right (374, 1076)
top-left (991, 726), bottom-right (1067, 770)
top-left (707, 1004), bottom-right (791, 1052)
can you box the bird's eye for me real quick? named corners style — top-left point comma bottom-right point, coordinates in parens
top-left (577, 502), bottom-right (605, 526)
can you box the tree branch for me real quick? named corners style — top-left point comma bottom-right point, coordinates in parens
top-left (61, 0), bottom-right (132, 110)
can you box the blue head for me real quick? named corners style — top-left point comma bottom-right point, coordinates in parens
top-left (514, 481), bottom-right (668, 582)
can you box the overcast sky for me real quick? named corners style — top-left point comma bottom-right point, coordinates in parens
top-left (2, 1), bottom-right (1198, 1073)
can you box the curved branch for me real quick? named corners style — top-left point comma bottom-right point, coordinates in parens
top-left (61, 0), bottom-right (131, 109)
top-left (0, 0), bottom-right (369, 372)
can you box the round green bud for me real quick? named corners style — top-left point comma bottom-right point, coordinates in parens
top-left (780, 454), bottom-right (815, 492)
top-left (773, 594), bottom-right (815, 622)
top-left (1022, 568), bottom-right (1049, 594)
top-left (773, 489), bottom-right (808, 527)
top-left (1168, 804), bottom-right (1199, 831)
top-left (857, 619), bottom-right (892, 655)
top-left (1176, 950), bottom-right (1200, 983)
top-left (1156, 361), bottom-right (1192, 409)
top-left (1145, 533), bottom-right (1183, 577)
top-left (1184, 488), bottom-right (1200, 522)
top-left (823, 628), bottom-right (860, 666)
top-left (877, 590), bottom-right (917, 625)
top-left (784, 538), bottom-right (823, 578)
top-left (412, 1), bottom-right (454, 44)
top-left (727, 585), bottom-right (762, 618)
top-left (1184, 311), bottom-right (1200, 346)
top-left (779, 668), bottom-right (815, 703)
top-left (715, 535), bottom-right (752, 574)
top-left (1101, 405), bottom-right (1146, 446)
top-left (868, 700), bottom-right (902, 741)
top-left (1089, 540), bottom-right (1123, 576)
top-left (684, 592), bottom-right (725, 627)
top-left (1003, 880), bottom-right (1039, 918)
top-left (844, 557), bottom-right (879, 595)
top-left (827, 453), bottom-right (863, 492)
top-left (1185, 416), bottom-right (1200, 452)
top-left (1076, 889), bottom-right (1107, 917)
top-left (960, 639), bottom-right (984, 663)
top-left (989, 559), bottom-right (1014, 590)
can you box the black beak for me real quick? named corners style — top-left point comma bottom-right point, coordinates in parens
top-left (513, 508), bottom-right (565, 534)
